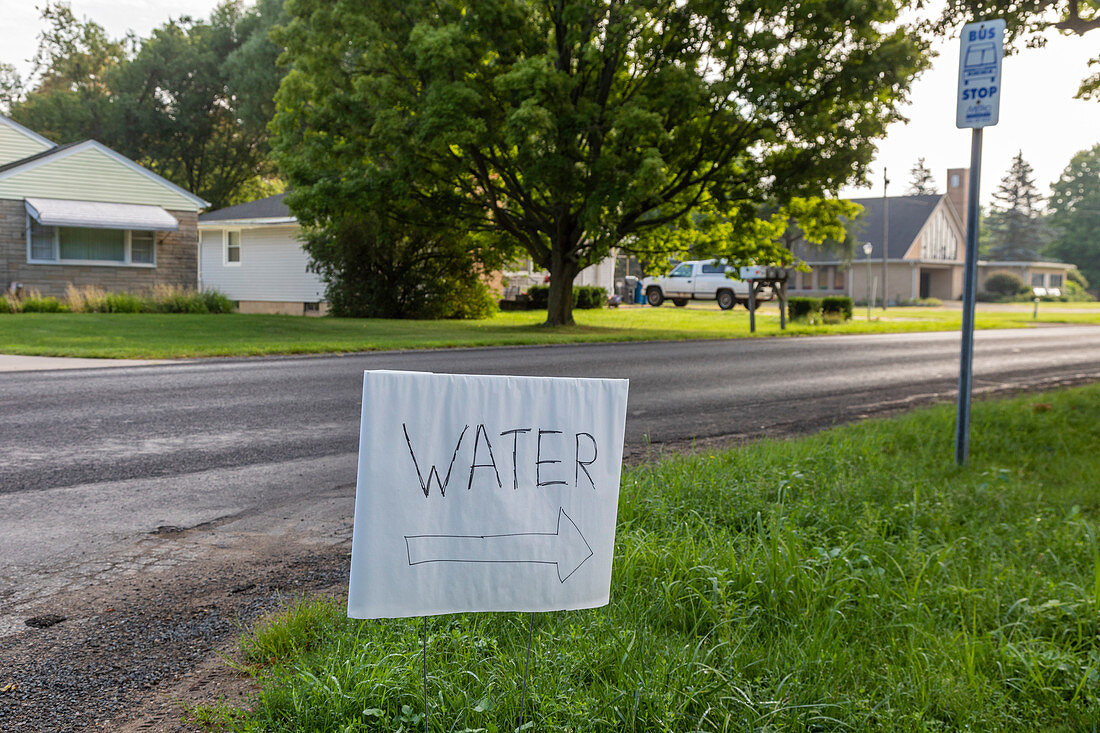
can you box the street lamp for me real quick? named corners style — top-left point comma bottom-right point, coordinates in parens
top-left (863, 242), bottom-right (873, 320)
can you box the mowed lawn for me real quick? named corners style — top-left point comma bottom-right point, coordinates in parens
top-left (194, 385), bottom-right (1100, 731)
top-left (3, 302), bottom-right (1100, 359)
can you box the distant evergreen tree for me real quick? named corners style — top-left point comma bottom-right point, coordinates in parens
top-left (985, 151), bottom-right (1048, 261)
top-left (907, 158), bottom-right (937, 195)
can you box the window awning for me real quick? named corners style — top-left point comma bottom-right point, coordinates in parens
top-left (24, 197), bottom-right (180, 232)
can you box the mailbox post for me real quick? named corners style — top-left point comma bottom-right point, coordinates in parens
top-left (739, 266), bottom-right (790, 333)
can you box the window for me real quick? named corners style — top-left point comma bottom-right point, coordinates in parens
top-left (701, 262), bottom-right (727, 274)
top-left (834, 267), bottom-right (846, 290)
top-left (131, 231), bottom-right (155, 264)
top-left (1049, 274), bottom-right (1062, 288)
top-left (820, 266), bottom-right (834, 289)
top-left (225, 230), bottom-right (241, 264)
top-left (60, 227), bottom-right (125, 262)
top-left (27, 218), bottom-right (156, 266)
top-left (801, 268), bottom-right (814, 290)
top-left (951, 174), bottom-right (960, 188)
top-left (1031, 273), bottom-right (1044, 287)
top-left (670, 263), bottom-right (692, 277)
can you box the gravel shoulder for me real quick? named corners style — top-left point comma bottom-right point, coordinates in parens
top-left (0, 484), bottom-right (353, 732)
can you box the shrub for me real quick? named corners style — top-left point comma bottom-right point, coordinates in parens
top-left (527, 284), bottom-right (607, 310)
top-left (1061, 280), bottom-right (1096, 302)
top-left (787, 296), bottom-right (822, 323)
top-left (19, 293), bottom-right (68, 312)
top-left (304, 213), bottom-right (502, 320)
top-left (103, 292), bottom-right (146, 313)
top-left (574, 285), bottom-right (607, 309)
top-left (65, 284), bottom-right (108, 313)
top-left (200, 289), bottom-right (236, 314)
top-left (147, 285), bottom-right (210, 314)
top-left (442, 278), bottom-right (499, 319)
top-left (0, 294), bottom-right (17, 313)
top-left (821, 296), bottom-right (853, 321)
top-left (903, 297), bottom-right (943, 307)
top-left (527, 285), bottom-right (550, 309)
top-left (1067, 268), bottom-right (1089, 290)
top-left (984, 272), bottom-right (1028, 298)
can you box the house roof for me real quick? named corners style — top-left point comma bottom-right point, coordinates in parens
top-left (0, 141), bottom-right (80, 174)
top-left (0, 114), bottom-right (57, 154)
top-left (792, 193), bottom-right (946, 261)
top-left (0, 139), bottom-right (209, 210)
top-left (199, 193), bottom-right (291, 222)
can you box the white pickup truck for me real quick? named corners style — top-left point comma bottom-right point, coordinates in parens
top-left (641, 260), bottom-right (773, 310)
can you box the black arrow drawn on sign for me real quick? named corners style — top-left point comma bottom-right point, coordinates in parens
top-left (404, 507), bottom-right (593, 583)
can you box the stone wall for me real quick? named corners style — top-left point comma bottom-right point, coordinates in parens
top-left (0, 198), bottom-right (198, 297)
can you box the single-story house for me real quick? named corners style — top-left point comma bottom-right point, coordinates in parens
top-left (197, 193), bottom-right (326, 315)
top-left (0, 114), bottom-right (208, 297)
top-left (199, 193), bottom-right (617, 314)
top-left (792, 168), bottom-right (1075, 303)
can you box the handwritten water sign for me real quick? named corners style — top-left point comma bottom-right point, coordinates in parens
top-left (957, 19), bottom-right (1005, 129)
top-left (348, 371), bottom-right (629, 619)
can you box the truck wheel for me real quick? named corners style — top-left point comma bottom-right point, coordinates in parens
top-left (717, 289), bottom-right (735, 310)
top-left (672, 298), bottom-right (689, 307)
top-left (646, 287), bottom-right (664, 306)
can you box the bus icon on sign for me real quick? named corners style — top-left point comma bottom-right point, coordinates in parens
top-left (964, 42), bottom-right (997, 73)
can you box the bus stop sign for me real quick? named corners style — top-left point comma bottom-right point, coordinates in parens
top-left (957, 19), bottom-right (1006, 129)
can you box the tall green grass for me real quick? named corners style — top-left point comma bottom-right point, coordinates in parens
top-left (199, 386), bottom-right (1100, 732)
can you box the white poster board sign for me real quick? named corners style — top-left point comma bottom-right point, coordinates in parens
top-left (348, 371), bottom-right (629, 619)
top-left (957, 19), bottom-right (1005, 129)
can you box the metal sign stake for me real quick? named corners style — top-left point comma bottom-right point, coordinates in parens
top-left (519, 611), bottom-right (535, 731)
top-left (422, 616), bottom-right (429, 733)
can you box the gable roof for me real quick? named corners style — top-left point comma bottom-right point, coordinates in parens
top-left (0, 114), bottom-right (56, 148)
top-left (0, 114), bottom-right (57, 166)
top-left (199, 192), bottom-right (292, 223)
top-left (793, 194), bottom-right (944, 261)
top-left (0, 140), bottom-right (81, 174)
top-left (0, 139), bottom-right (208, 211)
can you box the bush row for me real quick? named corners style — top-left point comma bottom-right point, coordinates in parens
top-left (787, 296), bottom-right (853, 323)
top-left (521, 285), bottom-right (607, 310)
top-left (0, 285), bottom-right (235, 314)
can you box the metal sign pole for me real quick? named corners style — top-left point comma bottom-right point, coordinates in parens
top-left (955, 128), bottom-right (983, 465)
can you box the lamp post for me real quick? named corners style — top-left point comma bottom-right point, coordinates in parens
top-left (882, 168), bottom-right (890, 310)
top-left (863, 242), bottom-right (873, 321)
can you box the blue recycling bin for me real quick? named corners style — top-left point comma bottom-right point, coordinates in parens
top-left (633, 280), bottom-right (643, 304)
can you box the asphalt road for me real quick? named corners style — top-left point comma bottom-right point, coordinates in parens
top-left (5, 325), bottom-right (1100, 496)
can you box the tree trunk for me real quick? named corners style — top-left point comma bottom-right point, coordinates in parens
top-left (544, 248), bottom-right (578, 326)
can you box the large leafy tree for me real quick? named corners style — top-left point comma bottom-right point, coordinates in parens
top-left (1044, 143), bottom-right (1100, 289)
top-left (8, 1), bottom-right (286, 208)
top-left (272, 0), bottom-right (928, 325)
top-left (984, 151), bottom-right (1049, 261)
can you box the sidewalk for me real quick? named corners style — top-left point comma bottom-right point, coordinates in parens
top-left (0, 354), bottom-right (177, 372)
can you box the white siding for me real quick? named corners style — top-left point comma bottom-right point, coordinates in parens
top-left (200, 225), bottom-right (325, 302)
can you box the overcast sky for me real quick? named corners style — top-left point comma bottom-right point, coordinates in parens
top-left (2, 1), bottom-right (1097, 206)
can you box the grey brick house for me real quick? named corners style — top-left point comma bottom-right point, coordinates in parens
top-left (0, 115), bottom-right (208, 298)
